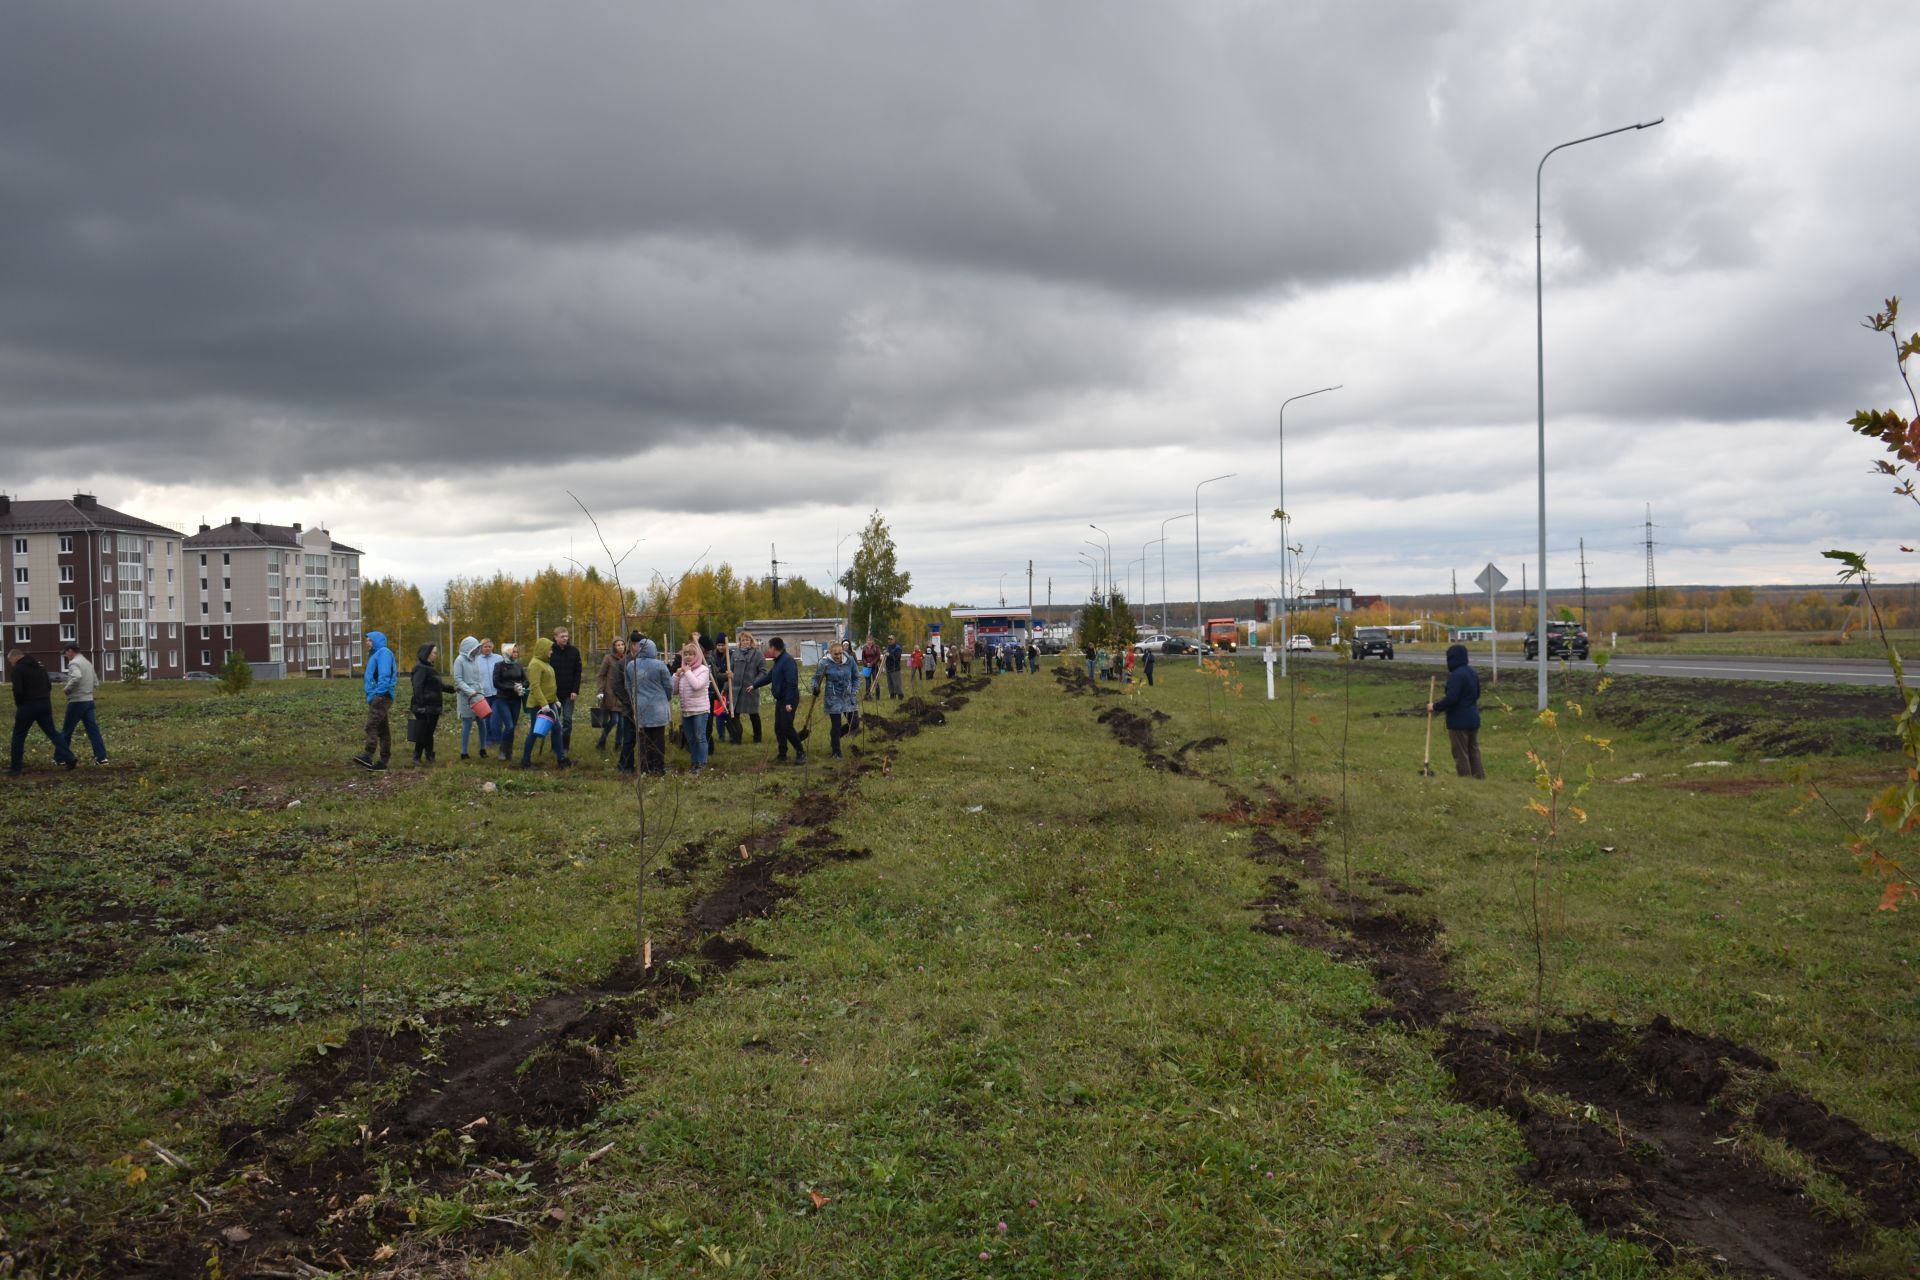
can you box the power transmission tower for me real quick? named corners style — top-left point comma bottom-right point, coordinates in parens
top-left (770, 544), bottom-right (781, 610)
top-left (1578, 538), bottom-right (1589, 627)
top-left (1643, 505), bottom-right (1660, 634)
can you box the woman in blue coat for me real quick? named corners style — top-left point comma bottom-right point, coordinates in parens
top-left (811, 639), bottom-right (861, 759)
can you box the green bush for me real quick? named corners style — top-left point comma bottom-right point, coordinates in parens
top-left (218, 651), bottom-right (254, 695)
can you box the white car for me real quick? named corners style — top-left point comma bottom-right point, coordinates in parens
top-left (1286, 634), bottom-right (1314, 652)
top-left (1133, 634), bottom-right (1176, 653)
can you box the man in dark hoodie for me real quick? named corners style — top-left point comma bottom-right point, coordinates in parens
top-left (1429, 643), bottom-right (1485, 780)
top-left (550, 626), bottom-right (582, 757)
top-left (354, 630), bottom-right (397, 770)
top-left (408, 642), bottom-right (449, 765)
top-left (9, 648), bottom-right (78, 774)
top-left (753, 637), bottom-right (805, 763)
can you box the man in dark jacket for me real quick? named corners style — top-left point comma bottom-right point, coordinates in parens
top-left (9, 648), bottom-right (78, 774)
top-left (550, 626), bottom-right (582, 756)
top-left (491, 643), bottom-right (527, 761)
top-left (1429, 643), bottom-right (1485, 779)
top-left (753, 638), bottom-right (805, 763)
top-left (884, 635), bottom-right (904, 699)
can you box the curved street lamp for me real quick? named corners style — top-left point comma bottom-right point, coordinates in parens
top-left (1535, 117), bottom-right (1662, 711)
top-left (1277, 385), bottom-right (1341, 682)
top-left (1088, 524), bottom-right (1112, 596)
top-left (1160, 512), bottom-right (1191, 632)
top-left (1193, 473), bottom-right (1236, 664)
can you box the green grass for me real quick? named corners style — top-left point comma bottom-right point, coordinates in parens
top-left (1422, 628), bottom-right (1914, 663)
top-left (3, 664), bottom-right (1916, 1275)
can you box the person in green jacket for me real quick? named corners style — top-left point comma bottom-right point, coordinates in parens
top-left (517, 637), bottom-right (570, 769)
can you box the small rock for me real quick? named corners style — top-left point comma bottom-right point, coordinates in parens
top-left (482, 781), bottom-right (497, 793)
top-left (221, 1226), bottom-right (252, 1244)
top-left (285, 799), bottom-right (301, 808)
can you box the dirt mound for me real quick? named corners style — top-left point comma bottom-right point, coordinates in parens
top-left (1755, 1090), bottom-right (1920, 1228)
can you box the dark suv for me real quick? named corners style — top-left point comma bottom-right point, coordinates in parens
top-left (1524, 620), bottom-right (1591, 661)
top-left (1350, 627), bottom-right (1395, 660)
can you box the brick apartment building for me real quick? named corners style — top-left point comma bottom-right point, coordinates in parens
top-left (182, 518), bottom-right (363, 677)
top-left (0, 494), bottom-right (189, 680)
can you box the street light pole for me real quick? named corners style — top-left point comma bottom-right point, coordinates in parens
top-left (834, 532), bottom-right (852, 643)
top-left (1193, 473), bottom-right (1236, 665)
top-left (1277, 385), bottom-right (1341, 681)
top-left (1160, 512), bottom-right (1190, 633)
top-left (1077, 552), bottom-right (1098, 600)
top-left (1125, 557), bottom-right (1144, 629)
top-left (1535, 116), bottom-right (1662, 711)
top-left (1088, 524), bottom-right (1112, 596)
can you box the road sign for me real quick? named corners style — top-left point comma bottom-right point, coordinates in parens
top-left (1474, 563), bottom-right (1508, 595)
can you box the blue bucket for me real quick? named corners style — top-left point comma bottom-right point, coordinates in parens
top-left (532, 711), bottom-right (555, 738)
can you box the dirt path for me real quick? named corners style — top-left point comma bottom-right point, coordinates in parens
top-left (1090, 690), bottom-right (1920, 1278)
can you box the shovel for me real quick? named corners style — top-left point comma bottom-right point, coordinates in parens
top-left (795, 688), bottom-right (821, 742)
top-left (1420, 676), bottom-right (1437, 778)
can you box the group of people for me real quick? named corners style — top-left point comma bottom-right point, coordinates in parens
top-left (7, 644), bottom-right (108, 774)
top-left (354, 628), bottom-right (546, 770)
top-left (1085, 642), bottom-right (1154, 685)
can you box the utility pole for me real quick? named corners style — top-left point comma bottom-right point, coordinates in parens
top-left (1451, 569), bottom-right (1459, 624)
top-left (770, 544), bottom-right (781, 611)
top-left (1578, 538), bottom-right (1589, 628)
top-left (1643, 504), bottom-right (1659, 634)
top-left (1027, 560), bottom-right (1034, 637)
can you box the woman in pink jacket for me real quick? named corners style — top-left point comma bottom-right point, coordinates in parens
top-left (673, 642), bottom-right (713, 774)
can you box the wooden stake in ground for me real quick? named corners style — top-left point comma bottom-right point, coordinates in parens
top-left (1421, 676), bottom-right (1437, 778)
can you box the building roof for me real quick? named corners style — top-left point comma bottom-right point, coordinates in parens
top-left (0, 495), bottom-right (183, 537)
top-left (183, 517), bottom-right (362, 557)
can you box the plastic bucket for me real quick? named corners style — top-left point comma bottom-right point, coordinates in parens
top-left (470, 695), bottom-right (492, 720)
top-left (532, 711), bottom-right (555, 738)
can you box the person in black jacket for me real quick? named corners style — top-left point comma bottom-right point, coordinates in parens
top-left (549, 626), bottom-right (583, 757)
top-left (1428, 643), bottom-right (1485, 779)
top-left (751, 637), bottom-right (805, 764)
top-left (491, 643), bottom-right (527, 761)
top-left (409, 642), bottom-right (449, 765)
top-left (8, 648), bottom-right (77, 774)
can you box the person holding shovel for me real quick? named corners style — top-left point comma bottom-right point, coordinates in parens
top-left (1428, 643), bottom-right (1485, 779)
top-left (753, 638), bottom-right (805, 764)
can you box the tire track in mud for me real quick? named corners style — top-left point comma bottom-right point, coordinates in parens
top-left (81, 679), bottom-right (991, 1279)
top-left (1088, 691), bottom-right (1920, 1278)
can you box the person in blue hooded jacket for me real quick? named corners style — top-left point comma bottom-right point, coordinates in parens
top-left (624, 637), bottom-right (674, 776)
top-left (354, 630), bottom-right (398, 770)
top-left (1428, 643), bottom-right (1485, 779)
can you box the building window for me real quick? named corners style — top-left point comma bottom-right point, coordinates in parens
top-left (166, 568), bottom-right (174, 584)
top-left (12, 567), bottom-right (26, 584)
top-left (199, 554), bottom-right (206, 567)
top-left (200, 650), bottom-right (210, 664)
top-left (223, 601), bottom-right (232, 615)
top-left (199, 626), bottom-right (208, 639)
top-left (104, 653), bottom-right (115, 672)
top-left (222, 577), bottom-right (231, 590)
top-left (105, 623), bottom-right (115, 642)
top-left (167, 624), bottom-right (177, 639)
top-left (167, 596), bottom-right (174, 611)
top-left (59, 565), bottom-right (74, 583)
top-left (11, 538), bottom-right (24, 555)
top-left (199, 603), bottom-right (208, 616)
top-left (165, 650), bottom-right (175, 667)
top-left (199, 577), bottom-right (208, 590)
top-left (223, 625), bottom-right (232, 639)
top-left (166, 541), bottom-right (174, 558)
top-left (59, 595), bottom-right (73, 613)
top-left (222, 553), bottom-right (230, 566)
top-left (59, 624), bottom-right (76, 643)
top-left (58, 536), bottom-right (72, 554)
top-left (11, 626), bottom-right (26, 644)
top-left (13, 597), bottom-right (26, 614)
top-left (103, 565), bottom-right (113, 583)
top-left (146, 540), bottom-right (154, 555)
top-left (104, 595), bottom-right (113, 613)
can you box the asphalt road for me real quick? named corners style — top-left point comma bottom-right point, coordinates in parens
top-left (1253, 647), bottom-right (1900, 688)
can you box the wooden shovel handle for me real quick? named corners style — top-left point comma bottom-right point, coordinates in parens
top-left (1424, 676), bottom-right (1436, 763)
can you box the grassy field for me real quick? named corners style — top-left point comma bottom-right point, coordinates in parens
top-left (1412, 629), bottom-right (1918, 664)
top-left (2, 660), bottom-right (1915, 1277)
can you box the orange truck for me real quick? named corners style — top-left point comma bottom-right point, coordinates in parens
top-left (1204, 618), bottom-right (1239, 652)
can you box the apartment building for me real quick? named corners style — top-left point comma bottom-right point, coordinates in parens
top-left (181, 518), bottom-right (363, 676)
top-left (0, 494), bottom-right (188, 679)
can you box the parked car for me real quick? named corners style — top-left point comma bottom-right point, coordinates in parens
top-left (1524, 620), bottom-right (1592, 661)
top-left (1350, 627), bottom-right (1395, 660)
top-left (183, 671), bottom-right (219, 681)
top-left (1132, 633), bottom-right (1175, 653)
top-left (1034, 637), bottom-right (1066, 655)
top-left (1286, 634), bottom-right (1314, 652)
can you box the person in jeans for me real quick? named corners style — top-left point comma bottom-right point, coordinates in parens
top-left (409, 641), bottom-right (449, 765)
top-left (728, 629), bottom-right (765, 744)
top-left (812, 639), bottom-right (859, 759)
top-left (860, 635), bottom-right (882, 700)
top-left (1429, 643), bottom-right (1486, 780)
top-left (596, 637), bottom-right (629, 751)
top-left (352, 630), bottom-right (397, 770)
top-left (625, 637), bottom-right (673, 775)
top-left (491, 642), bottom-right (526, 760)
top-left (9, 648), bottom-right (77, 774)
top-left (517, 636), bottom-right (569, 769)
top-left (476, 637), bottom-right (502, 748)
top-left (58, 643), bottom-right (108, 764)
top-left (549, 626), bottom-right (583, 757)
top-left (452, 635), bottom-right (489, 760)
top-left (753, 637), bottom-right (805, 764)
top-left (673, 641), bottom-right (714, 774)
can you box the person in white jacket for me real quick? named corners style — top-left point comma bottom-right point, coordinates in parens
top-left (451, 635), bottom-right (491, 760)
top-left (59, 644), bottom-right (108, 764)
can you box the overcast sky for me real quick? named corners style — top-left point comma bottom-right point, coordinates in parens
top-left (5, 1), bottom-right (1919, 609)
